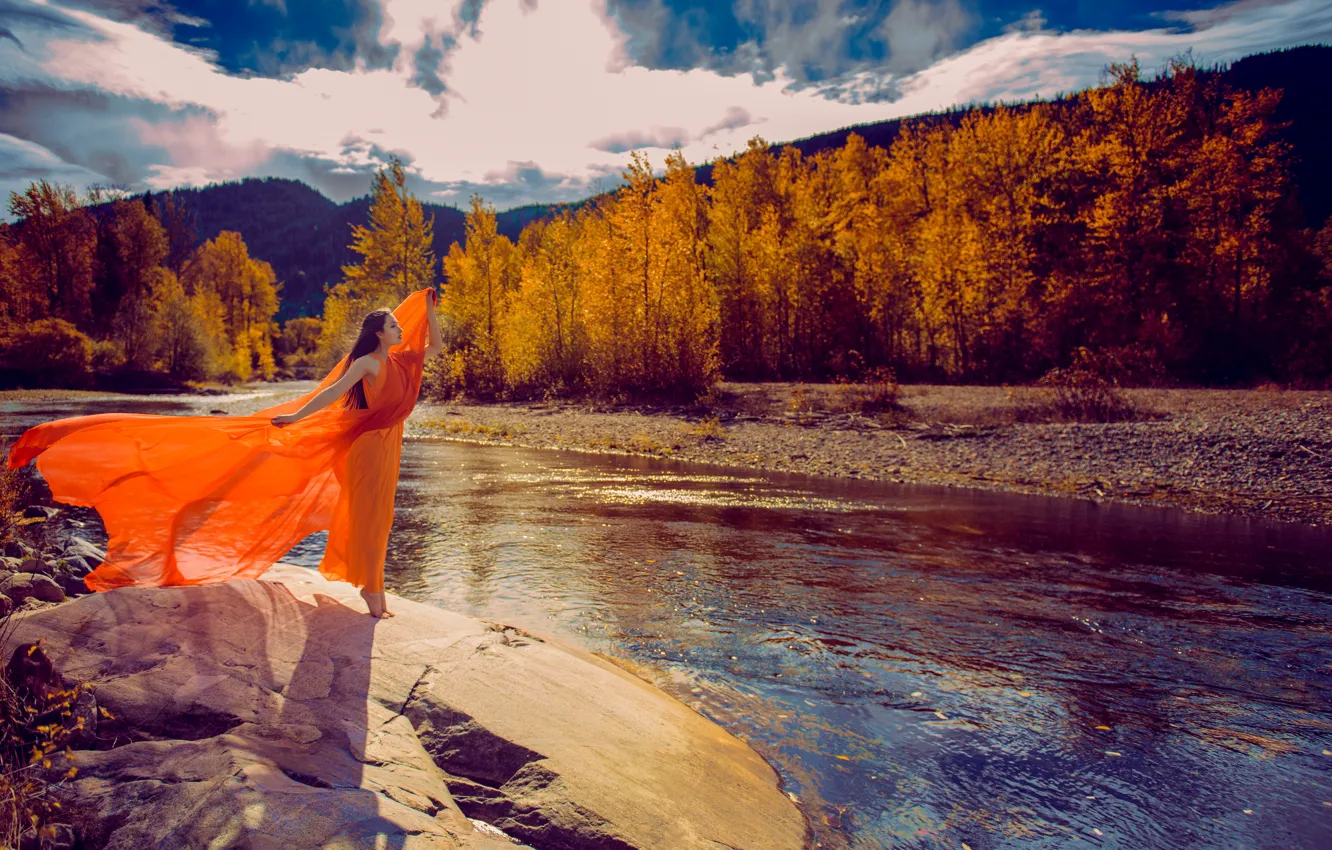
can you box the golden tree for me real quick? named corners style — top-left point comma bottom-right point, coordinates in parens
top-left (321, 157), bottom-right (437, 366)
top-left (183, 231), bottom-right (281, 381)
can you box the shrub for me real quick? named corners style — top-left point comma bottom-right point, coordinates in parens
top-left (683, 416), bottom-right (727, 442)
top-left (787, 387), bottom-right (815, 415)
top-left (1016, 364), bottom-right (1140, 423)
top-left (422, 350), bottom-right (467, 401)
top-left (0, 639), bottom-right (93, 849)
top-left (0, 441), bottom-right (27, 546)
top-left (0, 319), bottom-right (94, 388)
top-left (833, 367), bottom-right (901, 414)
top-left (88, 338), bottom-right (126, 373)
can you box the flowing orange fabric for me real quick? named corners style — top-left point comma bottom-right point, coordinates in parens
top-left (7, 289), bottom-right (436, 592)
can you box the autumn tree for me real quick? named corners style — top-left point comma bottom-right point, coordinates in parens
top-left (440, 194), bottom-right (518, 396)
top-left (320, 157), bottom-right (437, 367)
top-left (500, 215), bottom-right (587, 392)
top-left (184, 231), bottom-right (281, 381)
top-left (6, 181), bottom-right (95, 327)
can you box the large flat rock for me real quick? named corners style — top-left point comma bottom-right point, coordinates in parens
top-left (5, 564), bottom-right (808, 849)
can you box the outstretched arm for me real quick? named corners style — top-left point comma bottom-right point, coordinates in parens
top-left (272, 356), bottom-right (374, 426)
top-left (424, 289), bottom-right (443, 361)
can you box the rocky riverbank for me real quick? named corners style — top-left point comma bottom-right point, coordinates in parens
top-left (0, 512), bottom-right (101, 618)
top-left (408, 383), bottom-right (1332, 527)
top-left (2, 548), bottom-right (808, 849)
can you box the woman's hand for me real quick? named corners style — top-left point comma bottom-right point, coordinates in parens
top-left (271, 413), bottom-right (301, 427)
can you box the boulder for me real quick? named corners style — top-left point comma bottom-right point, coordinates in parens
top-left (6, 565), bottom-right (807, 850)
top-left (0, 573), bottom-right (65, 606)
top-left (60, 555), bottom-right (93, 578)
top-left (22, 505), bottom-right (59, 519)
top-left (0, 592), bottom-right (12, 618)
top-left (53, 573), bottom-right (90, 598)
top-left (19, 558), bottom-right (58, 577)
top-left (4, 540), bottom-right (35, 559)
top-left (62, 538), bottom-right (105, 568)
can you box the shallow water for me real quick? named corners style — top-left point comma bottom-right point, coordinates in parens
top-left (5, 391), bottom-right (1332, 849)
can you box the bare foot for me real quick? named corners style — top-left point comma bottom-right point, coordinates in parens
top-left (359, 588), bottom-right (386, 618)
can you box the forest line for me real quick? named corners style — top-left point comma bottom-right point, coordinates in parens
top-left (3, 58), bottom-right (1331, 396)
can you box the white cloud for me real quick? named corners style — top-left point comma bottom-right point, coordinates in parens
top-left (3, 0), bottom-right (1329, 209)
top-left (880, 0), bottom-right (976, 73)
top-left (0, 132), bottom-right (106, 203)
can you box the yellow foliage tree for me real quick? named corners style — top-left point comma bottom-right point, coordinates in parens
top-left (183, 230), bottom-right (281, 381)
top-left (321, 157), bottom-right (437, 367)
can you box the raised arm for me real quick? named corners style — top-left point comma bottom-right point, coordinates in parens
top-left (423, 289), bottom-right (443, 361)
top-left (271, 356), bottom-right (375, 426)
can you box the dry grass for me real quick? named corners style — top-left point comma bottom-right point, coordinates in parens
top-left (422, 416), bottom-right (526, 440)
top-left (831, 367), bottom-right (901, 415)
top-left (681, 416), bottom-right (728, 442)
top-left (584, 433), bottom-right (678, 455)
top-left (0, 631), bottom-right (95, 848)
top-left (1, 444), bottom-right (95, 847)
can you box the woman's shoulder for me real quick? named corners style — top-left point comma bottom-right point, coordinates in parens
top-left (350, 352), bottom-right (385, 374)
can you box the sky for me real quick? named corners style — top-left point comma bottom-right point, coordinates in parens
top-left (0, 0), bottom-right (1329, 211)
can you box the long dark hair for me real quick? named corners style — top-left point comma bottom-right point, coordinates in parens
top-left (339, 309), bottom-right (392, 409)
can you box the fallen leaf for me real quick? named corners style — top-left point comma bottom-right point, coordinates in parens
top-left (1242, 809), bottom-right (1253, 815)
top-left (1105, 751), bottom-right (1122, 757)
top-left (836, 755), bottom-right (851, 761)
top-left (935, 711), bottom-right (948, 720)
top-left (1323, 750), bottom-right (1332, 756)
top-left (1093, 828), bottom-right (1104, 836)
top-left (963, 844), bottom-right (972, 850)
top-left (911, 691), bottom-right (923, 697)
top-left (1018, 691), bottom-right (1032, 697)
top-left (1096, 725), bottom-right (1112, 731)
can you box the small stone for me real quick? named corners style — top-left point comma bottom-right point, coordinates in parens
top-left (19, 823), bottom-right (77, 850)
top-left (0, 573), bottom-right (66, 605)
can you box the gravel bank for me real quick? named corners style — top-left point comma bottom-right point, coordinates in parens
top-left (406, 383), bottom-right (1332, 527)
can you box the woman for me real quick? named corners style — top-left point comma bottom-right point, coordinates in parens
top-left (8, 288), bottom-right (442, 618)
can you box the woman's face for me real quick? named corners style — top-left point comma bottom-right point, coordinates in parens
top-left (378, 315), bottom-right (403, 347)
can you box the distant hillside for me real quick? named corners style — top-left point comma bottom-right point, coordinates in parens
top-left (136, 44), bottom-right (1331, 320)
top-left (696, 44), bottom-right (1332, 225)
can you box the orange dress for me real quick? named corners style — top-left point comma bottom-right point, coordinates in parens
top-left (318, 352), bottom-right (402, 593)
top-left (7, 289), bottom-right (436, 593)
